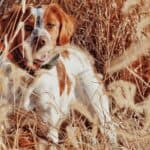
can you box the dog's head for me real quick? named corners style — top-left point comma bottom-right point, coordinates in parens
top-left (0, 4), bottom-right (74, 72)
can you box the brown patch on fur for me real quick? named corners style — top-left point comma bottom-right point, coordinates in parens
top-left (0, 6), bottom-right (38, 74)
top-left (56, 61), bottom-right (72, 96)
top-left (0, 42), bottom-right (4, 51)
top-left (56, 61), bottom-right (66, 96)
top-left (61, 50), bottom-right (69, 59)
top-left (46, 4), bottom-right (75, 45)
top-left (0, 5), bottom-right (22, 40)
top-left (66, 74), bottom-right (71, 95)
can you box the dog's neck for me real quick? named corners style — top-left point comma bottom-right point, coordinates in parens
top-left (15, 49), bottom-right (60, 76)
top-left (41, 53), bottom-right (60, 70)
top-left (0, 42), bottom-right (60, 76)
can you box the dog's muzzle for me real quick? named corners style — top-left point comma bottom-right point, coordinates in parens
top-left (41, 53), bottom-right (60, 69)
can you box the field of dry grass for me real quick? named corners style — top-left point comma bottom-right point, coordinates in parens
top-left (0, 0), bottom-right (150, 149)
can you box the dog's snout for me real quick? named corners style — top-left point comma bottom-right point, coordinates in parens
top-left (33, 37), bottom-right (46, 49)
top-left (32, 29), bottom-right (38, 36)
top-left (39, 39), bottom-right (45, 46)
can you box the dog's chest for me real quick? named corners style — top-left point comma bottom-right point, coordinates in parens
top-left (34, 60), bottom-right (75, 101)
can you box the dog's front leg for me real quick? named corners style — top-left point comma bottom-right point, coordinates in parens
top-left (47, 107), bottom-right (61, 144)
top-left (23, 84), bottom-right (35, 111)
top-left (79, 70), bottom-right (117, 144)
top-left (23, 77), bottom-right (40, 111)
top-left (39, 92), bottom-right (62, 144)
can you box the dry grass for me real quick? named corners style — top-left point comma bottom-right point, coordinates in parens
top-left (0, 0), bottom-right (150, 149)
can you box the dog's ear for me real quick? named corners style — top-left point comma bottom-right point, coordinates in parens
top-left (0, 5), bottom-right (22, 41)
top-left (50, 4), bottom-right (75, 45)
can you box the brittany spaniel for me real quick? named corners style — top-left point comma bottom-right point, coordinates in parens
top-left (0, 4), bottom-right (116, 144)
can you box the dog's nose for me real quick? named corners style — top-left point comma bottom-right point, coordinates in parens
top-left (41, 53), bottom-right (48, 60)
top-left (33, 37), bottom-right (46, 48)
top-left (39, 39), bottom-right (45, 47)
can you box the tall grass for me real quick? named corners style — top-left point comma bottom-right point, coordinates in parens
top-left (0, 0), bottom-right (150, 149)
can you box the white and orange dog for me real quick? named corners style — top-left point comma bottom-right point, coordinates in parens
top-left (0, 4), bottom-right (116, 144)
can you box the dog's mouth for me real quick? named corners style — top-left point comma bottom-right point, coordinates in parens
top-left (33, 58), bottom-right (49, 68)
top-left (34, 59), bottom-right (45, 64)
top-left (33, 52), bottom-right (51, 66)
top-left (33, 53), bottom-right (60, 69)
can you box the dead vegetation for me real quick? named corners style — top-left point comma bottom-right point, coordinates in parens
top-left (0, 0), bottom-right (150, 149)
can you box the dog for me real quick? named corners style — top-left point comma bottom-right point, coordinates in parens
top-left (0, 4), bottom-right (117, 144)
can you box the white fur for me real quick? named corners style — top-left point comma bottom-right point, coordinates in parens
top-left (24, 45), bottom-right (117, 144)
top-left (31, 7), bottom-right (44, 19)
top-left (22, 7), bottom-right (55, 66)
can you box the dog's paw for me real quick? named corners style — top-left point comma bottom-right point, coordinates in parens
top-left (105, 126), bottom-right (117, 145)
top-left (47, 128), bottom-right (59, 144)
top-left (108, 131), bottom-right (117, 144)
top-left (23, 101), bottom-right (32, 111)
top-left (100, 123), bottom-right (117, 145)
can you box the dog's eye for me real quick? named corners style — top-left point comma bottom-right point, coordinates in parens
top-left (46, 23), bottom-right (55, 29)
top-left (25, 24), bottom-right (33, 32)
